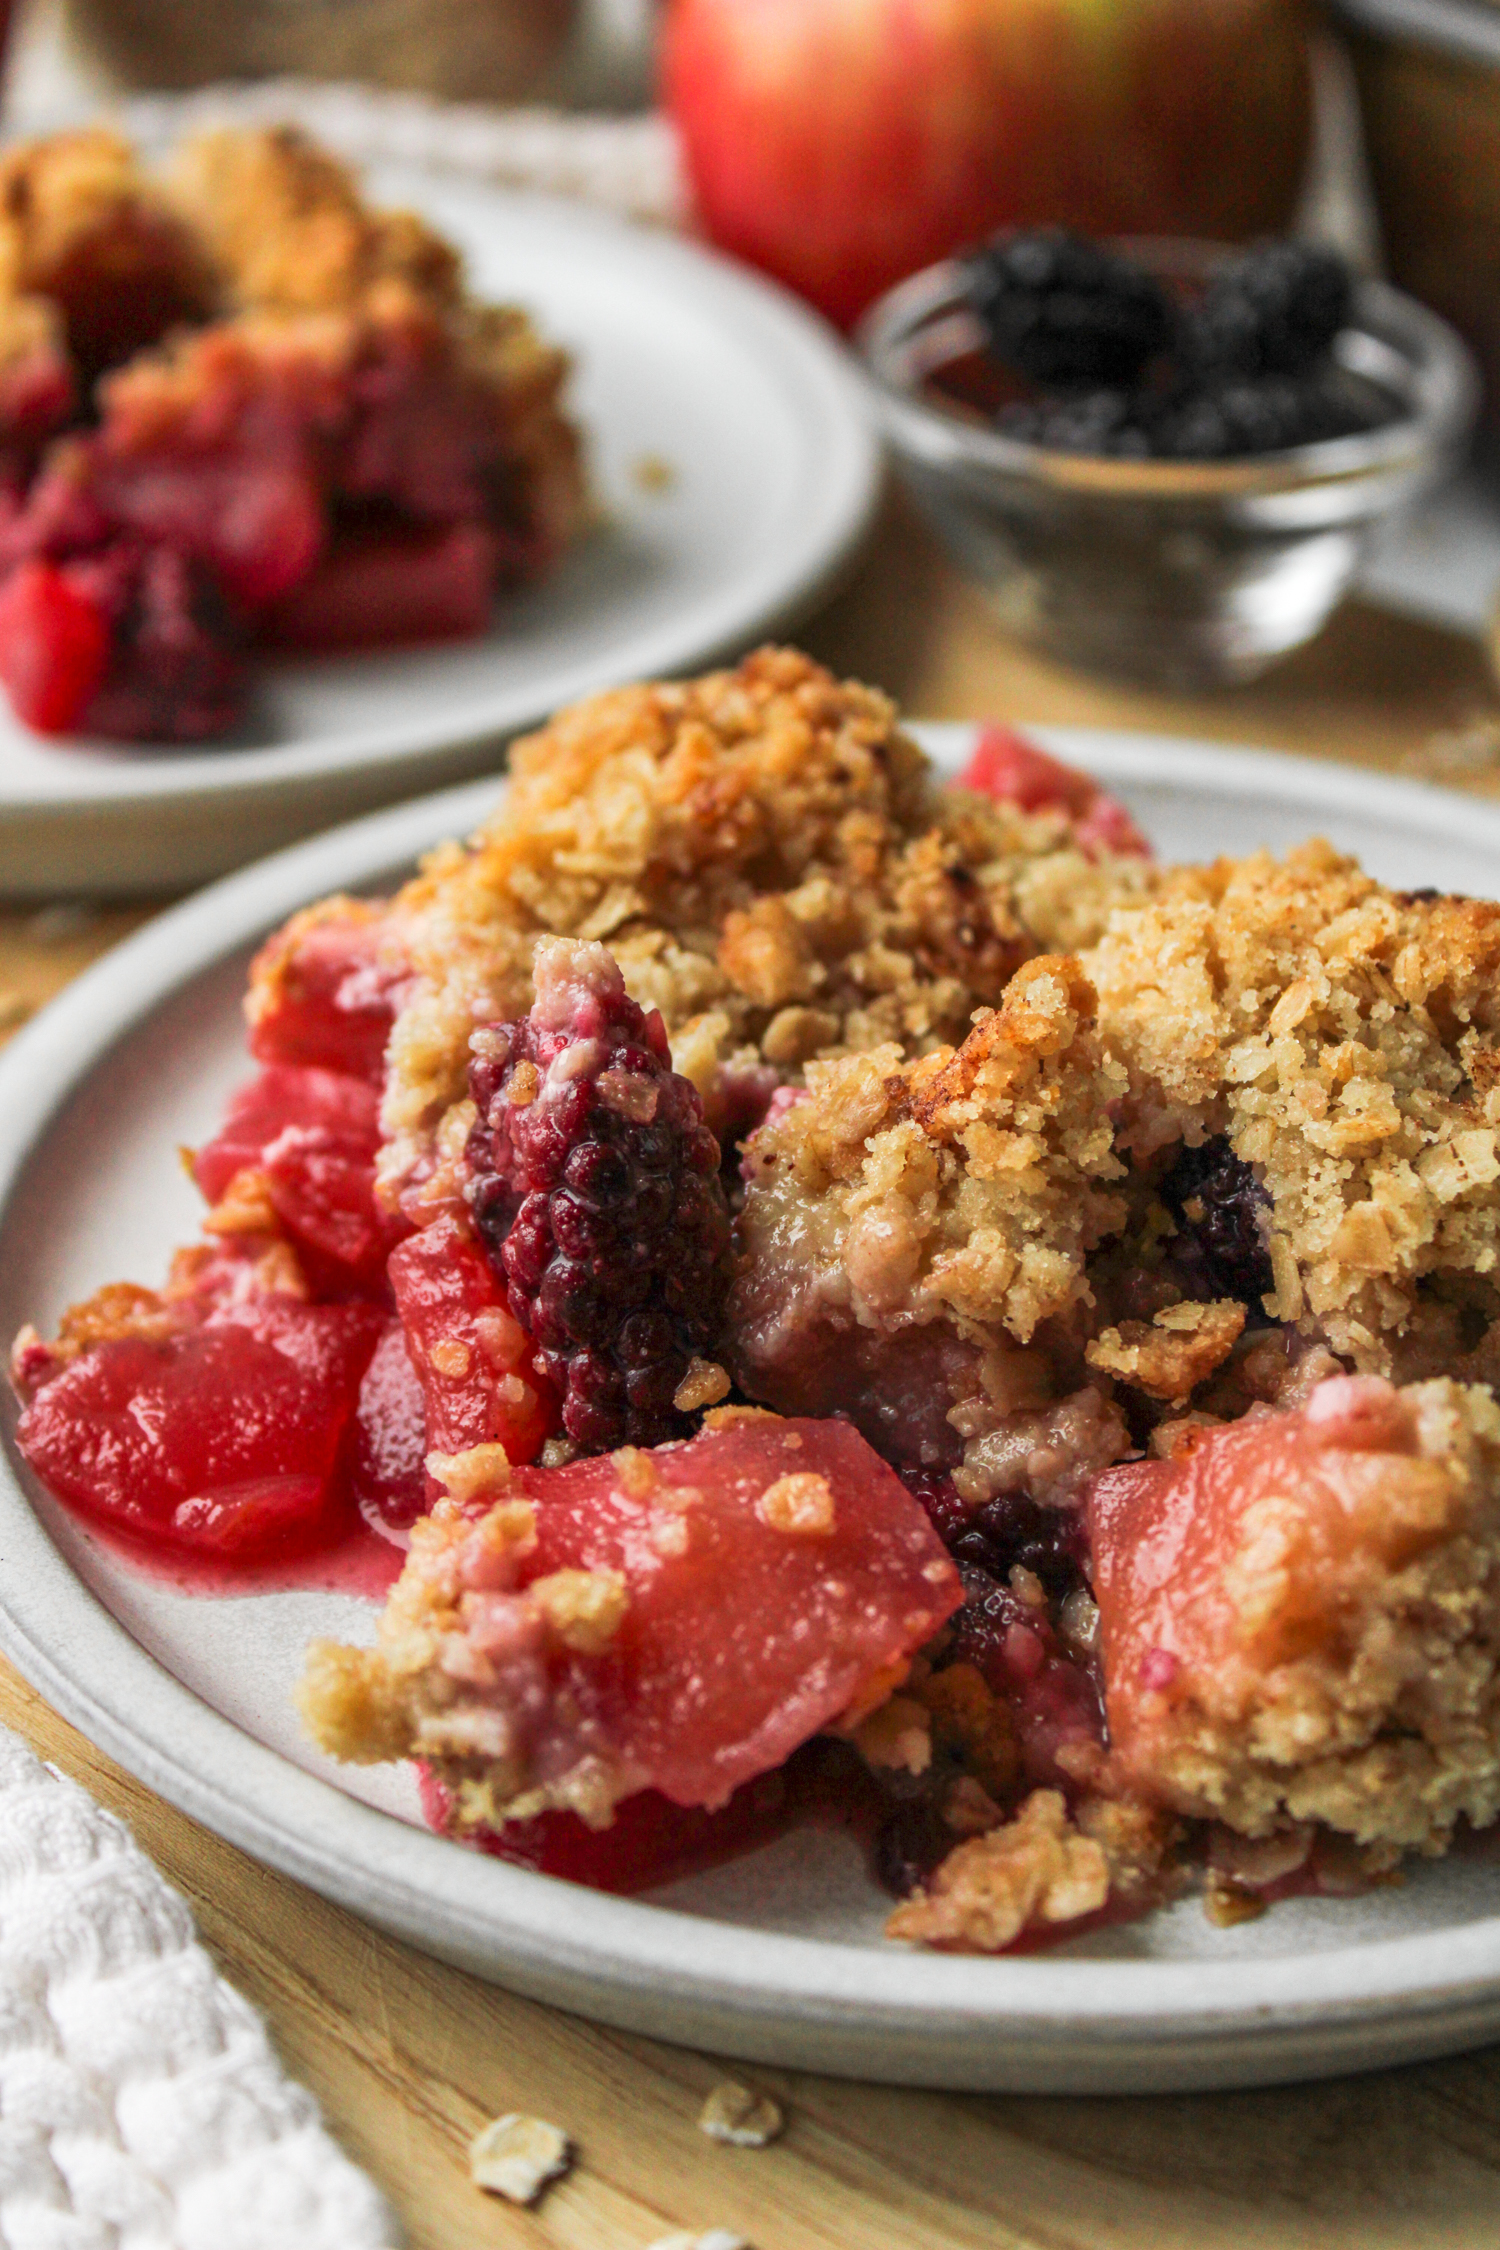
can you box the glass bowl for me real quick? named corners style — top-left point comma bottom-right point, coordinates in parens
top-left (856, 240), bottom-right (1480, 690)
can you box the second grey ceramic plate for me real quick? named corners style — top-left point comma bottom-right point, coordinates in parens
top-left (0, 175), bottom-right (878, 894)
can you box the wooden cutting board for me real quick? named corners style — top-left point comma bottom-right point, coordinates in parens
top-left (4, 493), bottom-right (1500, 2248)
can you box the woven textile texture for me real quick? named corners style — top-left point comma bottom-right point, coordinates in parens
top-left (0, 1725), bottom-right (397, 2250)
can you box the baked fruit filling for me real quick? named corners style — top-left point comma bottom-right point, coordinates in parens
top-left (14, 647), bottom-right (1500, 1951)
top-left (0, 125), bottom-right (584, 740)
top-left (300, 1412), bottom-right (963, 1834)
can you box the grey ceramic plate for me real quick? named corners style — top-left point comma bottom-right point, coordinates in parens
top-left (0, 174), bottom-right (878, 895)
top-left (4, 724), bottom-right (1500, 2093)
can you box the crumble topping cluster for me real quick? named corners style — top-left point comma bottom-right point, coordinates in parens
top-left (728, 954), bottom-right (1133, 1488)
top-left (370, 646), bottom-right (1155, 1207)
top-left (1089, 845), bottom-right (1500, 1377)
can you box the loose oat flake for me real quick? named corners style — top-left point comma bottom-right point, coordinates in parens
top-left (468, 2112), bottom-right (572, 2203)
top-left (697, 2081), bottom-right (785, 2147)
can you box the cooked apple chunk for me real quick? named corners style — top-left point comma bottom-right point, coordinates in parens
top-left (1089, 1374), bottom-right (1500, 1855)
top-left (299, 1413), bottom-right (962, 1830)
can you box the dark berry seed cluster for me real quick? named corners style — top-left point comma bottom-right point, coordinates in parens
top-left (902, 1469), bottom-right (1086, 1599)
top-left (1184, 239), bottom-right (1352, 380)
top-left (969, 229), bottom-right (1389, 461)
top-left (994, 388), bottom-right (1154, 459)
top-left (1158, 1135), bottom-right (1275, 1310)
top-left (964, 228), bottom-right (1174, 390)
top-left (465, 937), bottom-right (731, 1454)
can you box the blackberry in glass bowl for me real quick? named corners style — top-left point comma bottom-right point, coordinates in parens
top-left (858, 231), bottom-right (1478, 690)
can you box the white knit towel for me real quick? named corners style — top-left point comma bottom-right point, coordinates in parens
top-left (0, 1725), bottom-right (398, 2250)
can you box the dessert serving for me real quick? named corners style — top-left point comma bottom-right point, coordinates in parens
top-left (0, 125), bottom-right (585, 742)
top-left (13, 647), bottom-right (1500, 1954)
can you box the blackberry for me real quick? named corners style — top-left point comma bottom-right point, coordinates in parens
top-left (1182, 240), bottom-right (1353, 380)
top-left (965, 228), bottom-right (1173, 390)
top-left (947, 1561), bottom-right (1056, 1679)
top-left (1148, 372), bottom-right (1374, 460)
top-left (465, 936), bottom-right (731, 1453)
top-left (874, 1800), bottom-right (953, 1897)
top-left (1159, 1136), bottom-right (1274, 1309)
top-left (996, 388), bottom-right (1153, 458)
top-left (69, 538), bottom-right (248, 742)
top-left (903, 1469), bottom-right (1085, 1598)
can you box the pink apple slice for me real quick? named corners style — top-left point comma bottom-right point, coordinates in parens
top-left (301, 1412), bottom-right (964, 1823)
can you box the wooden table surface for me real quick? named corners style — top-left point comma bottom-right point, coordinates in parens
top-left (6, 494), bottom-right (1500, 2249)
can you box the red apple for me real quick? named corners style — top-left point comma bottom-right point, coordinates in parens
top-left (663, 0), bottom-right (1314, 329)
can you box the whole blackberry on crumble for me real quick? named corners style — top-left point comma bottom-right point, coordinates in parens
top-left (965, 229), bottom-right (1173, 390)
top-left (1159, 1136), bottom-right (1274, 1309)
top-left (1182, 240), bottom-right (1353, 379)
top-left (465, 935), bottom-right (732, 1452)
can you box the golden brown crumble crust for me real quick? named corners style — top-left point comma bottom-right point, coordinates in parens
top-left (1087, 843), bottom-right (1500, 1374)
top-left (730, 826), bottom-right (1500, 1462)
top-left (729, 956), bottom-right (1128, 1385)
top-left (0, 128), bottom-right (214, 322)
top-left (374, 647), bottom-right (1153, 1202)
top-left (0, 128), bottom-right (216, 388)
top-left (166, 125), bottom-right (463, 318)
top-left (886, 1786), bottom-right (1176, 1952)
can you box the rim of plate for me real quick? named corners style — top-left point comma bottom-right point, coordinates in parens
top-left (8, 724), bottom-right (1500, 2073)
top-left (0, 184), bottom-right (880, 807)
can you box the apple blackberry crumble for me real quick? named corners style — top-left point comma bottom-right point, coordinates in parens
top-left (15, 646), bottom-right (1500, 1951)
top-left (0, 123), bottom-right (584, 741)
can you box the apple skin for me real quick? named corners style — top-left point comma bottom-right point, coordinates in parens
top-left (662, 0), bottom-right (1314, 329)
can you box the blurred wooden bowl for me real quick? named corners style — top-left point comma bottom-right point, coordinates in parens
top-left (1335, 0), bottom-right (1500, 428)
top-left (64, 0), bottom-right (579, 102)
